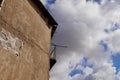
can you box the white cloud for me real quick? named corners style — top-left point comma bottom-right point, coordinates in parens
top-left (84, 67), bottom-right (93, 76)
top-left (42, 0), bottom-right (120, 80)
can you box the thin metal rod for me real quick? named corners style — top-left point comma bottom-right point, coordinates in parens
top-left (51, 43), bottom-right (67, 48)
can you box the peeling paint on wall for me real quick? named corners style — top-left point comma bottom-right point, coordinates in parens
top-left (0, 28), bottom-right (23, 57)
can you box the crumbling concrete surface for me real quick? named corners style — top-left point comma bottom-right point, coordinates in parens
top-left (0, 28), bottom-right (23, 57)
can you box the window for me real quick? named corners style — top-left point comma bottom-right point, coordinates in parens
top-left (0, 0), bottom-right (5, 7)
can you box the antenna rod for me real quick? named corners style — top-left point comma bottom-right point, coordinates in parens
top-left (51, 43), bottom-right (67, 48)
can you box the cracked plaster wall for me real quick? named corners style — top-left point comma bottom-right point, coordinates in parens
top-left (0, 28), bottom-right (23, 57)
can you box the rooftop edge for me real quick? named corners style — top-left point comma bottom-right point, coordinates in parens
top-left (32, 0), bottom-right (58, 26)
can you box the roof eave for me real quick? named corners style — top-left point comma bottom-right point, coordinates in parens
top-left (32, 0), bottom-right (58, 26)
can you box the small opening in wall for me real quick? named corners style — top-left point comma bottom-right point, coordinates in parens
top-left (15, 53), bottom-right (19, 57)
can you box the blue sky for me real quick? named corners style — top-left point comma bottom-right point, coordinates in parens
top-left (86, 0), bottom-right (101, 4)
top-left (99, 40), bottom-right (109, 52)
top-left (69, 57), bottom-right (93, 77)
top-left (48, 0), bottom-right (102, 4)
top-left (69, 69), bottom-right (84, 77)
top-left (112, 53), bottom-right (120, 74)
top-left (47, 0), bottom-right (56, 4)
top-left (47, 0), bottom-right (102, 4)
top-left (100, 40), bottom-right (120, 74)
top-left (41, 0), bottom-right (120, 80)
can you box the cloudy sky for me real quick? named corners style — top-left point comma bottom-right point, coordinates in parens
top-left (41, 0), bottom-right (120, 80)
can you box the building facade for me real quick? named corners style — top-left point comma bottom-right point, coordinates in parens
top-left (0, 0), bottom-right (57, 80)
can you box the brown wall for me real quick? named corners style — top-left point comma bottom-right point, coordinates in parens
top-left (0, 0), bottom-right (51, 80)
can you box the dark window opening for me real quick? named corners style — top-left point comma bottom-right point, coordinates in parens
top-left (50, 59), bottom-right (56, 69)
top-left (50, 46), bottom-right (57, 70)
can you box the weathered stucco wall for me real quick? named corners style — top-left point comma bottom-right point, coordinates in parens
top-left (0, 0), bottom-right (51, 80)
